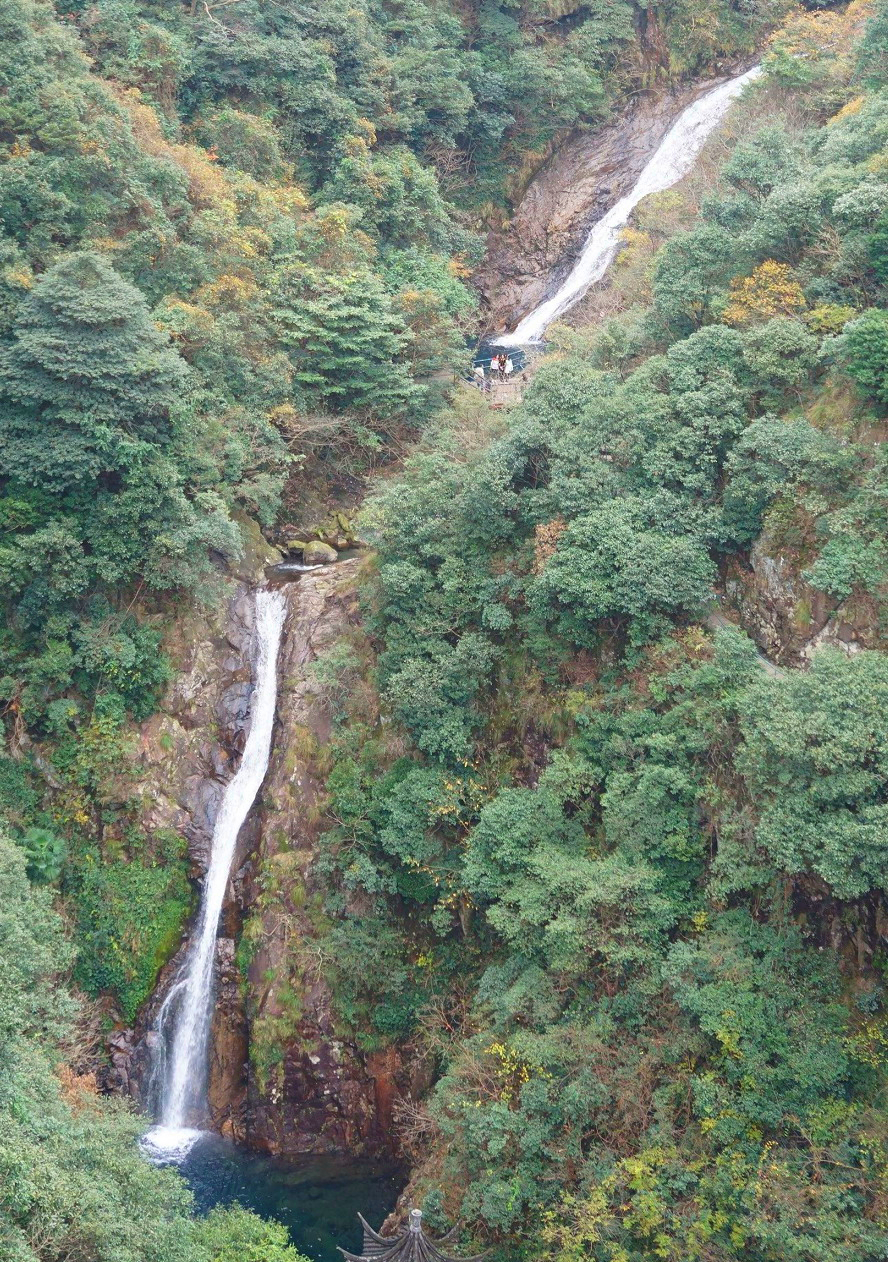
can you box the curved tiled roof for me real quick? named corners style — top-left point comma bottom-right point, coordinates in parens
top-left (338, 1210), bottom-right (486, 1262)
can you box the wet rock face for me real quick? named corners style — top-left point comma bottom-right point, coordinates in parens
top-left (247, 1030), bottom-right (379, 1156)
top-left (208, 937), bottom-right (249, 1140)
top-left (118, 552), bottom-right (400, 1155)
top-left (136, 589), bottom-right (252, 873)
top-left (241, 558), bottom-right (399, 1157)
top-left (113, 530), bottom-right (282, 1107)
top-left (107, 1028), bottom-right (136, 1095)
top-left (136, 532), bottom-right (282, 875)
top-left (476, 72), bottom-right (745, 332)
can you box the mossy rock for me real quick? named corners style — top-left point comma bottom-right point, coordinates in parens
top-left (303, 540), bottom-right (338, 565)
top-left (231, 511), bottom-right (282, 580)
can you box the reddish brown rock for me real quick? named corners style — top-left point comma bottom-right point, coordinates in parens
top-left (208, 937), bottom-right (249, 1140)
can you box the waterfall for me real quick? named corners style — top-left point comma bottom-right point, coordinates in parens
top-left (496, 66), bottom-right (762, 346)
top-left (143, 587), bottom-right (287, 1161)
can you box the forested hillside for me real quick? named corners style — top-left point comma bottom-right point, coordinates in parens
top-left (3, 0), bottom-right (888, 1259)
top-left (307, 3), bottom-right (888, 1258)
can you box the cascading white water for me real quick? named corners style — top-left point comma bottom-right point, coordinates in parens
top-left (143, 587), bottom-right (287, 1161)
top-left (496, 66), bottom-right (762, 346)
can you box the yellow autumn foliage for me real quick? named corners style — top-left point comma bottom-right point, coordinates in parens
top-left (766, 0), bottom-right (876, 89)
top-left (722, 260), bottom-right (806, 326)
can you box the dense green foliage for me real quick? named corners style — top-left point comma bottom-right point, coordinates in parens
top-left (71, 831), bottom-right (193, 1022)
top-left (0, 0), bottom-right (803, 1015)
top-left (4, 0), bottom-right (888, 1258)
top-left (297, 5), bottom-right (888, 1258)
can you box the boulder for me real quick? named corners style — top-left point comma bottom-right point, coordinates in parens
top-left (303, 540), bottom-right (338, 565)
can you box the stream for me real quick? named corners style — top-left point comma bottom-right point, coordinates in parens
top-left (138, 583), bottom-right (405, 1255)
top-left (144, 587), bottom-right (289, 1159)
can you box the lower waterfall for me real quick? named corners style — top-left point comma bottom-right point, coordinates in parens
top-left (144, 586), bottom-right (287, 1160)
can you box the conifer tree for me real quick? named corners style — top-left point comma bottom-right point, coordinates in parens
top-left (0, 251), bottom-right (187, 492)
top-left (273, 264), bottom-right (416, 417)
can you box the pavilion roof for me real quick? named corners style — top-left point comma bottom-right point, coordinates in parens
top-left (338, 1210), bottom-right (486, 1262)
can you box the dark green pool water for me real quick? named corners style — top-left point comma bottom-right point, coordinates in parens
top-left (177, 1133), bottom-right (404, 1260)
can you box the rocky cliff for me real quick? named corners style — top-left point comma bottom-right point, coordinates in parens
top-left (722, 538), bottom-right (882, 668)
top-left (106, 521), bottom-right (280, 1102)
top-left (476, 69), bottom-right (750, 333)
top-left (115, 546), bottom-right (398, 1156)
top-left (238, 557), bottom-right (398, 1157)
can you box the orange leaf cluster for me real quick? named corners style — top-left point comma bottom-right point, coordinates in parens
top-left (533, 517), bottom-right (567, 574)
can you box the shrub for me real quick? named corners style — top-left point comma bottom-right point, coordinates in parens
top-left (533, 498), bottom-right (715, 645)
top-left (17, 826), bottom-right (65, 884)
top-left (738, 650), bottom-right (888, 897)
top-left (843, 307), bottom-right (888, 404)
top-left (723, 261), bottom-right (807, 326)
top-left (71, 838), bottom-right (192, 1021)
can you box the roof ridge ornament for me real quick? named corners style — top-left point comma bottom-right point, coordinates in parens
top-left (338, 1208), bottom-right (487, 1262)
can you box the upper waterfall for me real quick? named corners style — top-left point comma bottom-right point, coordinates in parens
top-left (144, 586), bottom-right (287, 1160)
top-left (496, 65), bottom-right (762, 345)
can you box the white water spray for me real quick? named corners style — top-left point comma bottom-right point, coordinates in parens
top-left (497, 66), bottom-right (762, 346)
top-left (143, 587), bottom-right (287, 1161)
